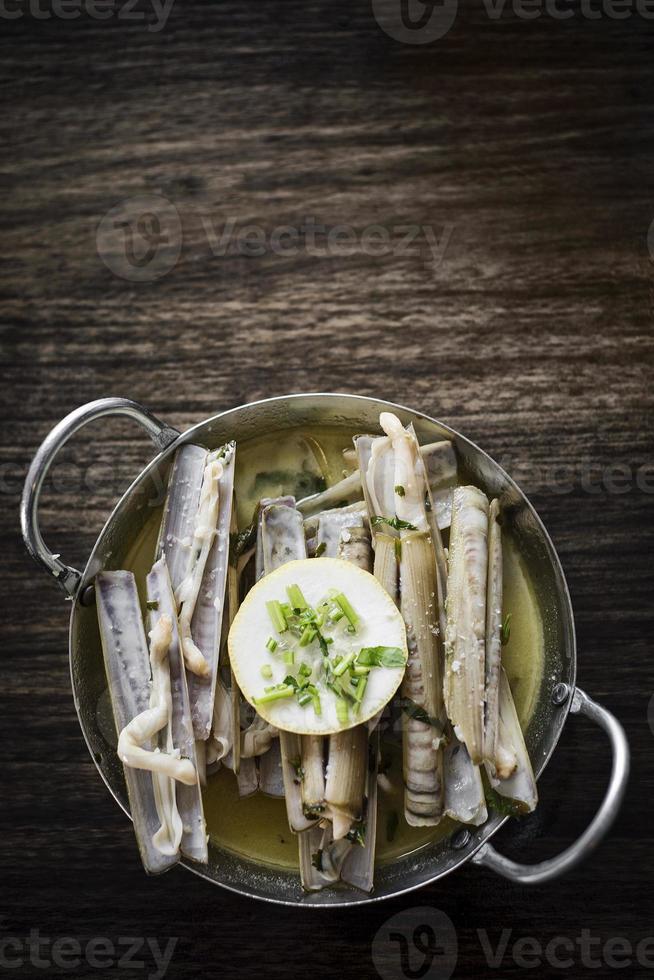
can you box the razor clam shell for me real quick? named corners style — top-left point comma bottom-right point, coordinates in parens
top-left (443, 729), bottom-right (488, 826)
top-left (96, 570), bottom-right (177, 875)
top-left (340, 728), bottom-right (380, 893)
top-left (260, 500), bottom-right (317, 832)
top-left (301, 734), bottom-right (326, 818)
top-left (147, 558), bottom-right (208, 863)
top-left (235, 756), bottom-right (259, 797)
top-left (299, 823), bottom-right (351, 891)
top-left (186, 443), bottom-right (236, 740)
top-left (488, 669), bottom-right (538, 812)
top-left (296, 471), bottom-right (362, 517)
top-left (258, 737), bottom-right (285, 797)
top-left (484, 498), bottom-right (503, 768)
top-left (156, 445), bottom-right (208, 594)
top-left (317, 509), bottom-right (369, 559)
top-left (255, 495), bottom-right (296, 580)
top-left (444, 485), bottom-right (489, 766)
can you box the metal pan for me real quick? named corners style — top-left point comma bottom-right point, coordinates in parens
top-left (21, 394), bottom-right (629, 906)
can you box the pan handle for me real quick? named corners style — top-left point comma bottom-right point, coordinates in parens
top-left (20, 397), bottom-right (180, 598)
top-left (471, 687), bottom-right (629, 884)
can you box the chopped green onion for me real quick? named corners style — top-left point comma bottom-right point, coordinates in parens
top-left (146, 600), bottom-right (159, 611)
top-left (266, 636), bottom-right (278, 653)
top-left (371, 515), bottom-right (417, 532)
top-left (333, 651), bottom-right (356, 677)
top-left (286, 584), bottom-right (308, 612)
top-left (254, 684), bottom-right (296, 704)
top-left (311, 692), bottom-right (322, 716)
top-left (266, 600), bottom-right (287, 633)
top-left (299, 625), bottom-right (316, 647)
top-left (298, 662), bottom-right (312, 678)
top-left (394, 485), bottom-right (406, 497)
top-left (334, 593), bottom-right (359, 629)
top-left (354, 674), bottom-right (368, 703)
top-left (352, 665), bottom-right (370, 676)
top-left (297, 689), bottom-right (313, 706)
top-left (260, 664), bottom-right (273, 679)
top-left (282, 649), bottom-right (295, 665)
top-left (336, 698), bottom-right (348, 724)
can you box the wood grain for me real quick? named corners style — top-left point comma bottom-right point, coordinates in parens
top-left (1, 2), bottom-right (653, 978)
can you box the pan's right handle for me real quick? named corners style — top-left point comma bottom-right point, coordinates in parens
top-left (472, 688), bottom-right (629, 884)
top-left (20, 397), bottom-right (180, 599)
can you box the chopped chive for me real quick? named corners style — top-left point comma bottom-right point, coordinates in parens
top-left (354, 674), bottom-right (368, 703)
top-left (146, 600), bottom-right (159, 611)
top-left (281, 602), bottom-right (293, 619)
top-left (311, 692), bottom-right (322, 716)
top-left (297, 689), bottom-right (313, 706)
top-left (336, 698), bottom-right (348, 724)
top-left (260, 664), bottom-right (273, 680)
top-left (299, 625), bottom-right (316, 647)
top-left (282, 649), bottom-right (295, 665)
top-left (266, 600), bottom-right (287, 633)
top-left (352, 665), bottom-right (370, 676)
top-left (333, 652), bottom-right (356, 677)
top-left (334, 593), bottom-right (359, 629)
top-left (266, 636), bottom-right (278, 653)
top-left (286, 584), bottom-right (308, 611)
top-left (254, 684), bottom-right (295, 704)
top-left (298, 662), bottom-right (312, 678)
top-left (329, 608), bottom-right (344, 623)
top-left (394, 485), bottom-right (406, 497)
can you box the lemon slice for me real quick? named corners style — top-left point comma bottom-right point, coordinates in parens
top-left (228, 557), bottom-right (407, 734)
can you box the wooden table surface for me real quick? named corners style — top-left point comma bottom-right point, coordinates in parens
top-left (2, 2), bottom-right (653, 977)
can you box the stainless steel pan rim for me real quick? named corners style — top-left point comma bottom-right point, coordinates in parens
top-left (21, 394), bottom-right (629, 907)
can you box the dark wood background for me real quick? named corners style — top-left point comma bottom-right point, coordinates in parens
top-left (2, 1), bottom-right (653, 977)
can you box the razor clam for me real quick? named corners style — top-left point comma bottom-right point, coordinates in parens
top-left (175, 451), bottom-right (224, 677)
top-left (300, 437), bottom-right (458, 531)
top-left (185, 443), bottom-right (236, 740)
top-left (257, 738), bottom-right (285, 797)
top-left (147, 558), bottom-right (208, 863)
top-left (156, 444), bottom-right (208, 593)
top-left (444, 485), bottom-right (489, 765)
top-left (296, 471), bottom-right (362, 517)
top-left (96, 571), bottom-right (178, 874)
top-left (484, 498), bottom-right (503, 770)
top-left (260, 501), bottom-right (317, 832)
top-left (255, 495), bottom-right (296, 580)
top-left (299, 823), bottom-right (351, 891)
top-left (379, 412), bottom-right (446, 826)
top-left (340, 726), bottom-right (380, 893)
top-left (301, 735), bottom-right (326, 819)
top-left (443, 729), bottom-right (488, 826)
top-left (206, 678), bottom-right (234, 768)
top-left (488, 669), bottom-right (538, 812)
top-left (315, 509), bottom-right (369, 559)
top-left (324, 725), bottom-right (368, 839)
top-left (304, 500), bottom-right (368, 555)
top-left (314, 517), bottom-right (379, 891)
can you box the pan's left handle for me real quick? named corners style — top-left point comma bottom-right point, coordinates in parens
top-left (20, 398), bottom-right (180, 598)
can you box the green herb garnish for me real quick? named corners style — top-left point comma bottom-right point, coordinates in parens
top-left (394, 485), bottom-right (406, 497)
top-left (146, 600), bottom-right (159, 611)
top-left (500, 613), bottom-right (512, 646)
top-left (314, 541), bottom-right (326, 558)
top-left (371, 515), bottom-right (417, 531)
top-left (266, 599), bottom-right (288, 634)
top-left (357, 646), bottom-right (406, 668)
top-left (401, 697), bottom-right (443, 731)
